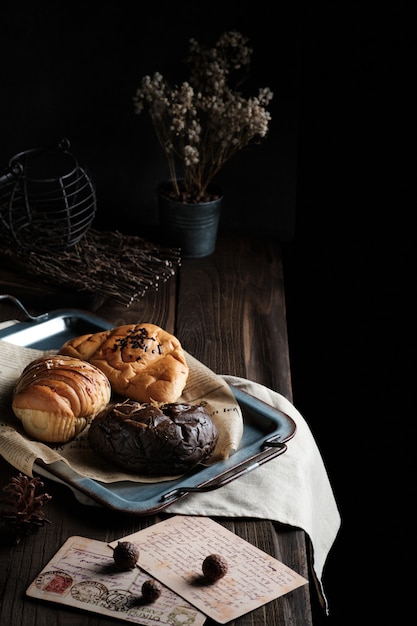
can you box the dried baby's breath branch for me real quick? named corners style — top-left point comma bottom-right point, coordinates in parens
top-left (133, 30), bottom-right (273, 203)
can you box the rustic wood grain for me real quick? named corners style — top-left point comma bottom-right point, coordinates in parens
top-left (0, 234), bottom-right (315, 625)
top-left (177, 236), bottom-right (292, 399)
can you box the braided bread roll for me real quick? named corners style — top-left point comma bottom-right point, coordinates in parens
top-left (12, 355), bottom-right (111, 443)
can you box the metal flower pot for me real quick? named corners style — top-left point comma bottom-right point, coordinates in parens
top-left (157, 181), bottom-right (223, 259)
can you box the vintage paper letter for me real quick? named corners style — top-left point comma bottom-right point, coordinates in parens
top-left (26, 535), bottom-right (206, 626)
top-left (111, 515), bottom-right (308, 623)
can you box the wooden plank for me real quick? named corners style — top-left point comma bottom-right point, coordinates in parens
top-left (175, 235), bottom-right (312, 626)
top-left (176, 235), bottom-right (292, 399)
top-left (0, 237), bottom-right (314, 625)
top-left (95, 271), bottom-right (177, 332)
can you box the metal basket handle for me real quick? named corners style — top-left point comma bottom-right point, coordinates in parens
top-left (0, 294), bottom-right (48, 322)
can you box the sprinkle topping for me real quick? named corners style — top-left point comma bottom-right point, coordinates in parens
top-left (112, 327), bottom-right (162, 361)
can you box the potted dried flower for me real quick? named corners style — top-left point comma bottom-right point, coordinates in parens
top-left (133, 30), bottom-right (273, 258)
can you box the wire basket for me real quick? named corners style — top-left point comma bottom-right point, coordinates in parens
top-left (0, 138), bottom-right (96, 251)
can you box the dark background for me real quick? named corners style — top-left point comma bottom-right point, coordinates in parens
top-left (282, 4), bottom-right (413, 626)
top-left (1, 1), bottom-right (300, 240)
top-left (1, 3), bottom-right (414, 624)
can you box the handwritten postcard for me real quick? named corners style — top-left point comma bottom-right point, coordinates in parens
top-left (110, 515), bottom-right (309, 624)
top-left (26, 535), bottom-right (206, 626)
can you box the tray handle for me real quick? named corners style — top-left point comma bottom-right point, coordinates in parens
top-left (0, 294), bottom-right (49, 322)
top-left (160, 440), bottom-right (287, 502)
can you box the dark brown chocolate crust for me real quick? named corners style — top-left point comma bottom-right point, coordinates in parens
top-left (88, 401), bottom-right (218, 476)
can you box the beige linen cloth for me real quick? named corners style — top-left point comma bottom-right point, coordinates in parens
top-left (171, 375), bottom-right (341, 612)
top-left (0, 327), bottom-right (340, 613)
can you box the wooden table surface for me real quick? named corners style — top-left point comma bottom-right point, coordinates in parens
top-left (0, 234), bottom-right (317, 625)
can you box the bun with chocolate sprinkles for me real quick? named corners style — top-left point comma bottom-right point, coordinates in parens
top-left (60, 323), bottom-right (189, 404)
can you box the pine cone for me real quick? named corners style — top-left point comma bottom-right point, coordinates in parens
top-left (0, 473), bottom-right (52, 543)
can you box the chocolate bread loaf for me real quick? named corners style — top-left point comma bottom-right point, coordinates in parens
top-left (88, 400), bottom-right (218, 476)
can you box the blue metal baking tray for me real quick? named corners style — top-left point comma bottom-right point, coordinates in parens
top-left (0, 299), bottom-right (296, 515)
